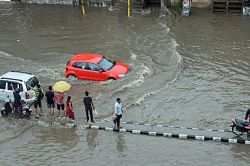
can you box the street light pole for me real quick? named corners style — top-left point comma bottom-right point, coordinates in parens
top-left (81, 0), bottom-right (85, 15)
top-left (128, 0), bottom-right (131, 17)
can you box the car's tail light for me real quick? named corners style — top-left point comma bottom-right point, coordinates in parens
top-left (25, 92), bottom-right (30, 99)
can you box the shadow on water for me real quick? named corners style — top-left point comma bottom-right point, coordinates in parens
top-left (86, 129), bottom-right (127, 154)
top-left (38, 127), bottom-right (79, 151)
top-left (86, 129), bottom-right (99, 150)
top-left (116, 133), bottom-right (126, 154)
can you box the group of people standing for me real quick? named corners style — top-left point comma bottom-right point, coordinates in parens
top-left (32, 84), bottom-right (74, 120)
top-left (12, 83), bottom-right (125, 128)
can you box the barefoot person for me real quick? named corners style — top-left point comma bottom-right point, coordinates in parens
top-left (66, 96), bottom-right (75, 120)
top-left (113, 98), bottom-right (123, 128)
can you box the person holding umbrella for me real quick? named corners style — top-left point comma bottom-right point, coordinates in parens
top-left (55, 92), bottom-right (64, 118)
top-left (52, 81), bottom-right (71, 118)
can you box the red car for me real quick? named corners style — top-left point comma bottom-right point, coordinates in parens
top-left (65, 54), bottom-right (129, 81)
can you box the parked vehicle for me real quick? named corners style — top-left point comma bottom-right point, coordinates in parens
top-left (1, 95), bottom-right (32, 118)
top-left (1, 95), bottom-right (12, 116)
top-left (231, 117), bottom-right (250, 135)
top-left (21, 100), bottom-right (32, 118)
top-left (0, 71), bottom-right (39, 102)
top-left (65, 54), bottom-right (129, 81)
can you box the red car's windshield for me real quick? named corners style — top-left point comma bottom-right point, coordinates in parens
top-left (98, 57), bottom-right (115, 71)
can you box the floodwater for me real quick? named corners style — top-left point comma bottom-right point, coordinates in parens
top-left (0, 1), bottom-right (250, 166)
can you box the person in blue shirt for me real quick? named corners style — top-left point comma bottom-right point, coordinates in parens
top-left (113, 98), bottom-right (123, 128)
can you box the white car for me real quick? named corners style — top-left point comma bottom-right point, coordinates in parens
top-left (0, 71), bottom-right (40, 102)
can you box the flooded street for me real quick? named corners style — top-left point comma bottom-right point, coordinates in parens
top-left (0, 2), bottom-right (250, 165)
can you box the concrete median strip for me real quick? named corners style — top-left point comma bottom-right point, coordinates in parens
top-left (35, 120), bottom-right (249, 145)
top-left (86, 125), bottom-right (250, 145)
top-left (195, 135), bottom-right (205, 140)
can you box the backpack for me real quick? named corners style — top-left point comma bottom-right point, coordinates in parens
top-left (38, 89), bottom-right (44, 100)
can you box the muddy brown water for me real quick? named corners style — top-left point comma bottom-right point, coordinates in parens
top-left (0, 2), bottom-right (250, 166)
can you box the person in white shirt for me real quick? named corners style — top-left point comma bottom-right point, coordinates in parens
top-left (113, 98), bottom-right (123, 128)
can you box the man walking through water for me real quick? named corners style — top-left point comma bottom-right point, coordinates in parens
top-left (83, 91), bottom-right (95, 123)
top-left (113, 98), bottom-right (123, 128)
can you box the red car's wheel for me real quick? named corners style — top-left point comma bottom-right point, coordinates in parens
top-left (68, 74), bottom-right (78, 81)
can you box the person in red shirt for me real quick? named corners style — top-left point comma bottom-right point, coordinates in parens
top-left (66, 96), bottom-right (75, 120)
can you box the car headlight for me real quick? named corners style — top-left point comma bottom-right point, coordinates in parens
top-left (118, 74), bottom-right (125, 78)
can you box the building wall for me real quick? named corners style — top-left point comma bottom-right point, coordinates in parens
top-left (20, 0), bottom-right (211, 8)
top-left (192, 0), bottom-right (211, 7)
top-left (20, 0), bottom-right (75, 5)
top-left (171, 0), bottom-right (211, 7)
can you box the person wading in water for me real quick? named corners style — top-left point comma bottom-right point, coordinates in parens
top-left (83, 91), bottom-right (95, 123)
top-left (33, 84), bottom-right (43, 118)
top-left (66, 96), bottom-right (75, 120)
top-left (55, 92), bottom-right (64, 118)
top-left (45, 86), bottom-right (55, 118)
top-left (113, 98), bottom-right (123, 128)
